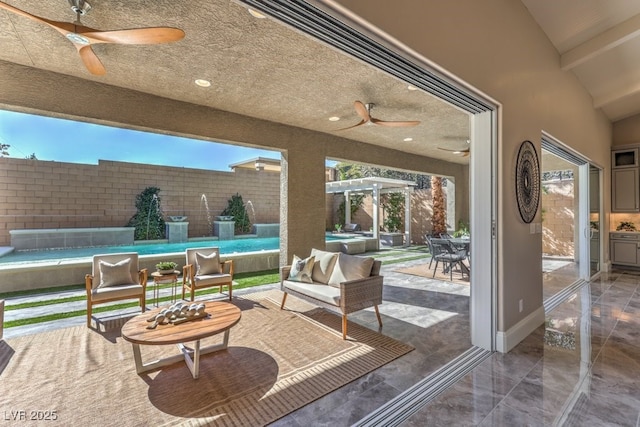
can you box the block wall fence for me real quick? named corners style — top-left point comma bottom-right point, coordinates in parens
top-left (0, 157), bottom-right (280, 247)
top-left (0, 157), bottom-right (447, 248)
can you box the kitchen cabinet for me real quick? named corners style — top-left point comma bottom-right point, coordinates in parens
top-left (611, 232), bottom-right (640, 266)
top-left (612, 148), bottom-right (640, 212)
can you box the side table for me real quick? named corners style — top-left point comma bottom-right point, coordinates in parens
top-left (150, 270), bottom-right (180, 306)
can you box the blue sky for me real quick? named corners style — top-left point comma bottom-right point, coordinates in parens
top-left (0, 110), bottom-right (283, 171)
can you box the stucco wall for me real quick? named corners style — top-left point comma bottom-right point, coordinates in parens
top-left (0, 157), bottom-right (279, 246)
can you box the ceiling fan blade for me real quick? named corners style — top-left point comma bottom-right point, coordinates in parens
top-left (438, 147), bottom-right (470, 156)
top-left (83, 27), bottom-right (185, 45)
top-left (353, 101), bottom-right (371, 122)
top-left (336, 120), bottom-right (366, 131)
top-left (371, 118), bottom-right (420, 127)
top-left (76, 45), bottom-right (106, 75)
top-left (0, 2), bottom-right (76, 34)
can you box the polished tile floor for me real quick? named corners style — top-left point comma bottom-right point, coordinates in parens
top-left (400, 270), bottom-right (640, 426)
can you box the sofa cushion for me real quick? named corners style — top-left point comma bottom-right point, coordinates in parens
top-left (98, 258), bottom-right (135, 288)
top-left (282, 280), bottom-right (341, 306)
top-left (288, 255), bottom-right (315, 283)
top-left (310, 249), bottom-right (338, 284)
top-left (196, 251), bottom-right (220, 275)
top-left (328, 253), bottom-right (375, 287)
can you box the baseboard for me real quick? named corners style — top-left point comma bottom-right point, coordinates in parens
top-left (495, 305), bottom-right (545, 353)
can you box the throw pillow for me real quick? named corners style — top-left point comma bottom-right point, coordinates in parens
top-left (99, 258), bottom-right (134, 288)
top-left (310, 249), bottom-right (338, 284)
top-left (196, 251), bottom-right (221, 275)
top-left (287, 255), bottom-right (315, 283)
top-left (328, 253), bottom-right (374, 287)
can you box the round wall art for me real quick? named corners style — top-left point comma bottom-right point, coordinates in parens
top-left (515, 140), bottom-right (540, 223)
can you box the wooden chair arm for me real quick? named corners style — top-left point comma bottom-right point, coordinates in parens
top-left (222, 260), bottom-right (234, 277)
top-left (85, 274), bottom-right (93, 294)
top-left (183, 264), bottom-right (193, 284)
top-left (138, 268), bottom-right (148, 290)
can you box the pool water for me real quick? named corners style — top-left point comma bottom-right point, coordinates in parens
top-left (0, 237), bottom-right (282, 264)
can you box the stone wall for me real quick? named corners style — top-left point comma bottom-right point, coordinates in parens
top-left (0, 157), bottom-right (280, 246)
top-left (542, 180), bottom-right (575, 257)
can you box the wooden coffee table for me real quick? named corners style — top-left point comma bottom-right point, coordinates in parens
top-left (121, 301), bottom-right (241, 379)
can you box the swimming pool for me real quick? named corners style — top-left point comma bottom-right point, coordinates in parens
top-left (0, 234), bottom-right (350, 265)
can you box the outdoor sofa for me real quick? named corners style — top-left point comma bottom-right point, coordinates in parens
top-left (280, 248), bottom-right (383, 339)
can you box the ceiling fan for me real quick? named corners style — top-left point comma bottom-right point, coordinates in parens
top-left (438, 139), bottom-right (470, 157)
top-left (338, 100), bottom-right (420, 130)
top-left (0, 0), bottom-right (185, 76)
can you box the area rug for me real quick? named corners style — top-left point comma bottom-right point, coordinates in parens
top-left (0, 290), bottom-right (413, 426)
top-left (395, 262), bottom-right (470, 285)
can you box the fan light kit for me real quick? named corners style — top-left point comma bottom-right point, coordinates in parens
top-left (338, 101), bottom-right (420, 130)
top-left (328, 116), bottom-right (340, 121)
top-left (403, 137), bottom-right (413, 142)
top-left (195, 79), bottom-right (211, 87)
top-left (0, 1), bottom-right (185, 76)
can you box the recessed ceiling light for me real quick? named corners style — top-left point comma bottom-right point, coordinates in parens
top-left (248, 8), bottom-right (266, 19)
top-left (407, 85), bottom-right (418, 91)
top-left (194, 79), bottom-right (211, 87)
top-left (403, 137), bottom-right (413, 142)
top-left (329, 116), bottom-right (340, 122)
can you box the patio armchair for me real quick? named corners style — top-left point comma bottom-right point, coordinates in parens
top-left (85, 253), bottom-right (148, 327)
top-left (183, 247), bottom-right (233, 301)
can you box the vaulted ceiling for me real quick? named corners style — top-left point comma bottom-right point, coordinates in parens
top-left (522, 0), bottom-right (640, 122)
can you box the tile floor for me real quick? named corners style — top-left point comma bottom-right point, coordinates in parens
top-left (3, 257), bottom-right (639, 426)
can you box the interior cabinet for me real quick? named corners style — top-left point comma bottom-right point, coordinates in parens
top-left (612, 148), bottom-right (640, 212)
top-left (611, 233), bottom-right (640, 266)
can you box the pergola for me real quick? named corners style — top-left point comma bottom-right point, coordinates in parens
top-left (325, 177), bottom-right (416, 247)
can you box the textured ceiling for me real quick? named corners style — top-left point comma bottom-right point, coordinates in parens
top-left (0, 0), bottom-right (471, 165)
top-left (522, 0), bottom-right (640, 122)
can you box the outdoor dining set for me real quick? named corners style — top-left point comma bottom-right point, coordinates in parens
top-left (425, 234), bottom-right (471, 280)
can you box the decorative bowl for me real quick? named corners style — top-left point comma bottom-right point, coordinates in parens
top-left (169, 216), bottom-right (188, 222)
top-left (216, 215), bottom-right (234, 221)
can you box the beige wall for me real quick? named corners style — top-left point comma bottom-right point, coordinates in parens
top-left (0, 157), bottom-right (280, 245)
top-left (613, 114), bottom-right (640, 146)
top-left (328, 0), bottom-right (612, 334)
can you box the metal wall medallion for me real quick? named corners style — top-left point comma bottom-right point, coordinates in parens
top-left (515, 140), bottom-right (540, 223)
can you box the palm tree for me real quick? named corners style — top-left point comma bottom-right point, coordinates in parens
top-left (431, 176), bottom-right (447, 236)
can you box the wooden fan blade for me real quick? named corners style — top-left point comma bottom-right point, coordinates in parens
top-left (0, 2), bottom-right (76, 34)
top-left (336, 120), bottom-right (366, 131)
top-left (438, 147), bottom-right (470, 156)
top-left (353, 101), bottom-right (371, 121)
top-left (83, 27), bottom-right (185, 45)
top-left (76, 45), bottom-right (106, 75)
top-left (371, 118), bottom-right (420, 127)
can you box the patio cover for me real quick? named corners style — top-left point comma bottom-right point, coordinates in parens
top-left (326, 177), bottom-right (416, 246)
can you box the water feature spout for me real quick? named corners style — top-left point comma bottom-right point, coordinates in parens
top-left (199, 194), bottom-right (213, 236)
top-left (246, 200), bottom-right (257, 224)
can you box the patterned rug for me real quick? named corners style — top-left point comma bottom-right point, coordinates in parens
top-left (0, 290), bottom-right (413, 426)
top-left (394, 262), bottom-right (470, 285)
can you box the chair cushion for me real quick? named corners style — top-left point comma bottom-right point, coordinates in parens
top-left (282, 280), bottom-right (341, 306)
top-left (98, 258), bottom-right (135, 288)
top-left (310, 249), bottom-right (338, 284)
top-left (288, 255), bottom-right (315, 283)
top-left (196, 251), bottom-right (220, 275)
top-left (328, 254), bottom-right (374, 287)
top-left (194, 273), bottom-right (232, 288)
top-left (92, 284), bottom-right (142, 301)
